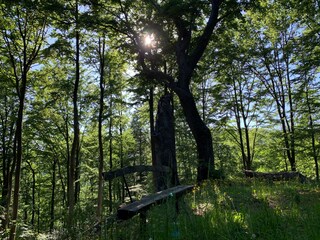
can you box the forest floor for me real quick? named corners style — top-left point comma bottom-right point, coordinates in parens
top-left (109, 179), bottom-right (320, 240)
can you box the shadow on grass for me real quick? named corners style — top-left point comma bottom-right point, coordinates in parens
top-left (103, 180), bottom-right (320, 240)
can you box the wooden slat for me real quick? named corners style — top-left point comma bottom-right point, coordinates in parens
top-left (117, 185), bottom-right (194, 220)
top-left (102, 165), bottom-right (170, 181)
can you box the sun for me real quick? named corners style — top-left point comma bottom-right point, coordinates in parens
top-left (144, 34), bottom-right (155, 47)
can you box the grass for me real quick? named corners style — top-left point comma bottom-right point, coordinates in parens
top-left (108, 179), bottom-right (320, 240)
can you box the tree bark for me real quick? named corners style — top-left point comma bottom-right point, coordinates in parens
top-left (176, 88), bottom-right (214, 182)
top-left (26, 160), bottom-right (35, 226)
top-left (74, 5), bottom-right (81, 205)
top-left (232, 79), bottom-right (248, 170)
top-left (97, 37), bottom-right (105, 220)
top-left (153, 94), bottom-right (179, 190)
top-left (149, 87), bottom-right (158, 188)
top-left (0, 95), bottom-right (15, 229)
top-left (68, 0), bottom-right (80, 227)
top-left (10, 75), bottom-right (26, 240)
top-left (108, 98), bottom-right (113, 213)
top-left (50, 159), bottom-right (56, 232)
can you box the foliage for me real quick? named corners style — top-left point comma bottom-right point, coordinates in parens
top-left (0, 0), bottom-right (319, 238)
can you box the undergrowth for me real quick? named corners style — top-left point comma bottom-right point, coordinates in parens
top-left (109, 179), bottom-right (320, 240)
top-left (18, 179), bottom-right (320, 239)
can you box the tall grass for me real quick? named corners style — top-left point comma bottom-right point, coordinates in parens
top-left (108, 179), bottom-right (320, 240)
top-left (35, 179), bottom-right (319, 239)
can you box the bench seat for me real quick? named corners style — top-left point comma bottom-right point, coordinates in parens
top-left (117, 185), bottom-right (193, 220)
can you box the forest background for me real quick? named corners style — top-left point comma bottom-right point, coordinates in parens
top-left (0, 0), bottom-right (319, 239)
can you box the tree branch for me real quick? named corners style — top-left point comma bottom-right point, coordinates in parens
top-left (189, 0), bottom-right (221, 69)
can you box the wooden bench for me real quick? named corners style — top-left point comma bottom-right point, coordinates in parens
top-left (244, 170), bottom-right (306, 183)
top-left (117, 185), bottom-right (194, 220)
top-left (102, 165), bottom-right (193, 226)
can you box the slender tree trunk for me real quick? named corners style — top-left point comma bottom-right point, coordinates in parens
top-left (37, 186), bottom-right (40, 233)
top-left (244, 124), bottom-right (252, 170)
top-left (108, 99), bottom-right (113, 213)
top-left (74, 6), bottom-right (81, 205)
top-left (68, 0), bottom-right (80, 227)
top-left (64, 114), bottom-right (70, 207)
top-left (50, 159), bottom-right (56, 232)
top-left (201, 81), bottom-right (206, 122)
top-left (119, 114), bottom-right (125, 202)
top-left (97, 37), bottom-right (105, 220)
top-left (2, 5), bottom-right (45, 236)
top-left (235, 113), bottom-right (247, 170)
top-left (285, 56), bottom-right (296, 172)
top-left (238, 81), bottom-right (252, 170)
top-left (0, 97), bottom-right (15, 230)
top-left (26, 160), bottom-right (35, 226)
top-left (57, 158), bottom-right (66, 206)
top-left (232, 80), bottom-right (247, 170)
top-left (5, 146), bottom-right (15, 230)
top-left (310, 114), bottom-right (319, 180)
top-left (278, 107), bottom-right (294, 170)
top-left (261, 56), bottom-right (296, 171)
top-left (138, 128), bottom-right (143, 183)
top-left (74, 150), bottom-right (80, 203)
top-left (306, 85), bottom-right (319, 180)
top-left (1, 102), bottom-right (9, 208)
top-left (149, 87), bottom-right (157, 189)
top-left (10, 72), bottom-right (27, 240)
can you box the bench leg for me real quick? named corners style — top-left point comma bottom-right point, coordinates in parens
top-left (140, 211), bottom-right (147, 236)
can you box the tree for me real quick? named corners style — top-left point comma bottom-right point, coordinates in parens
top-left (246, 0), bottom-right (300, 171)
top-left (0, 1), bottom-right (47, 238)
top-left (294, 0), bottom-right (320, 179)
top-left (210, 17), bottom-right (264, 171)
top-left (104, 0), bottom-right (238, 182)
top-left (45, 0), bottom-right (84, 228)
top-left (96, 36), bottom-right (106, 220)
top-left (0, 57), bottom-right (17, 229)
top-left (153, 93), bottom-right (179, 190)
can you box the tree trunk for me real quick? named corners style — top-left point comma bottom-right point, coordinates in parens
top-left (50, 159), bottom-right (56, 232)
top-left (10, 72), bottom-right (27, 240)
top-left (68, 0), bottom-right (80, 227)
top-left (26, 160), bottom-right (35, 226)
top-left (97, 37), bottom-right (105, 220)
top-left (285, 56), bottom-right (296, 172)
top-left (1, 99), bottom-right (9, 208)
top-left (153, 94), bottom-right (179, 190)
top-left (232, 80), bottom-right (247, 170)
top-left (306, 84), bottom-right (319, 181)
top-left (244, 125), bottom-right (252, 170)
top-left (259, 53), bottom-right (296, 172)
top-left (0, 97), bottom-right (15, 229)
top-left (176, 88), bottom-right (214, 182)
top-left (74, 5), bottom-right (81, 205)
top-left (2, 4), bottom-right (45, 236)
top-left (119, 113), bottom-right (125, 202)
top-left (108, 99), bottom-right (113, 213)
top-left (149, 87), bottom-right (157, 188)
